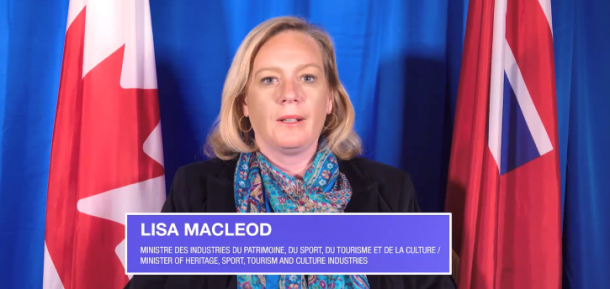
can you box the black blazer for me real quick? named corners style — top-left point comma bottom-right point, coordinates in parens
top-left (125, 157), bottom-right (455, 289)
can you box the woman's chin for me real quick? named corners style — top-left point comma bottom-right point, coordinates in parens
top-left (273, 138), bottom-right (313, 151)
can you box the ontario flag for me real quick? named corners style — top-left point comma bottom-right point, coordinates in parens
top-left (445, 0), bottom-right (561, 288)
top-left (42, 0), bottom-right (166, 288)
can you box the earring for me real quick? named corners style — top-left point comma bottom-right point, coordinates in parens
top-left (238, 115), bottom-right (253, 133)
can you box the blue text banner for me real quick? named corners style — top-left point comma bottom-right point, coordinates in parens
top-left (125, 213), bottom-right (451, 275)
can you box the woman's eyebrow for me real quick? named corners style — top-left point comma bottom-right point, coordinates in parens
top-left (254, 63), bottom-right (322, 77)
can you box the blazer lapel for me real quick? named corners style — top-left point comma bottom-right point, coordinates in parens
top-left (201, 160), bottom-right (239, 288)
top-left (339, 159), bottom-right (382, 212)
top-left (205, 159), bottom-right (238, 213)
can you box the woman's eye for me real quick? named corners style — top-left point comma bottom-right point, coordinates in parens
top-left (302, 74), bottom-right (316, 83)
top-left (261, 77), bottom-right (276, 85)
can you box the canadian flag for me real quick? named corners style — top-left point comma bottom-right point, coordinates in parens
top-left (43, 0), bottom-right (166, 288)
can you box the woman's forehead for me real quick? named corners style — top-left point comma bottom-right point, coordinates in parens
top-left (253, 31), bottom-right (324, 68)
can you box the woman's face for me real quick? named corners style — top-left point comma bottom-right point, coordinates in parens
top-left (243, 31), bottom-right (333, 154)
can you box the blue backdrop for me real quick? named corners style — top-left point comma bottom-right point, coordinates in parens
top-left (0, 0), bottom-right (607, 288)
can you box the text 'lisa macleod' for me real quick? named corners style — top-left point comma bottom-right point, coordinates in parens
top-left (141, 223), bottom-right (272, 237)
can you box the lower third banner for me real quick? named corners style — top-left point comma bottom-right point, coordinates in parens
top-left (125, 213), bottom-right (451, 275)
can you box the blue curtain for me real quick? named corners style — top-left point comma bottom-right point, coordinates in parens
top-left (0, 0), bottom-right (70, 288)
top-left (552, 0), bottom-right (610, 288)
top-left (0, 0), bottom-right (607, 288)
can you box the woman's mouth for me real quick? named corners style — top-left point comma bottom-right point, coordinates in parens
top-left (281, 118), bottom-right (300, 123)
top-left (277, 115), bottom-right (304, 125)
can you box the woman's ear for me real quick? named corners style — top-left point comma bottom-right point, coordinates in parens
top-left (242, 95), bottom-right (249, 117)
top-left (326, 92), bottom-right (333, 114)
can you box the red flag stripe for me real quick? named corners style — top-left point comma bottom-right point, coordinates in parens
top-left (443, 0), bottom-right (496, 287)
top-left (44, 2), bottom-right (165, 288)
top-left (44, 8), bottom-right (86, 288)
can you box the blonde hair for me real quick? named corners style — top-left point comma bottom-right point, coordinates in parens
top-left (205, 16), bottom-right (362, 160)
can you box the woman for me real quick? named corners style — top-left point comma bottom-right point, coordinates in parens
top-left (126, 16), bottom-right (455, 289)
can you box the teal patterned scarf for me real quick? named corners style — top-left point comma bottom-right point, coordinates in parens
top-left (234, 148), bottom-right (370, 289)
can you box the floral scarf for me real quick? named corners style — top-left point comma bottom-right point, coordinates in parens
top-left (234, 148), bottom-right (370, 289)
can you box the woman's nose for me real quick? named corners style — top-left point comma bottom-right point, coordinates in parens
top-left (279, 79), bottom-right (301, 104)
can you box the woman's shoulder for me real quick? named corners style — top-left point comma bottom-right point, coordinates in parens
top-left (162, 158), bottom-right (237, 213)
top-left (174, 157), bottom-right (237, 179)
top-left (342, 156), bottom-right (412, 184)
top-left (341, 157), bottom-right (420, 213)
top-left (170, 157), bottom-right (237, 190)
